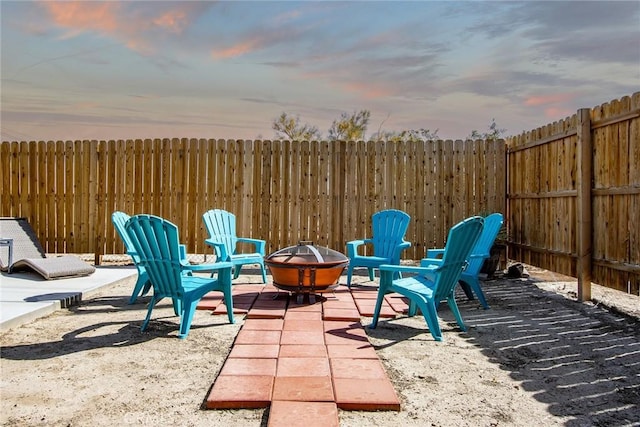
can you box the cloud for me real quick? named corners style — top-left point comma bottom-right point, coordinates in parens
top-left (40, 1), bottom-right (121, 37)
top-left (524, 93), bottom-right (576, 107)
top-left (340, 81), bottom-right (393, 100)
top-left (543, 106), bottom-right (574, 120)
top-left (211, 37), bottom-right (263, 59)
top-left (39, 1), bottom-right (211, 55)
top-left (210, 25), bottom-right (307, 59)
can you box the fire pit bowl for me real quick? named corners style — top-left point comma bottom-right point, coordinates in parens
top-left (265, 241), bottom-right (349, 303)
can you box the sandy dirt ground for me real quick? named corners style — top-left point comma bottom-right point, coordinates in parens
top-left (1, 265), bottom-right (639, 427)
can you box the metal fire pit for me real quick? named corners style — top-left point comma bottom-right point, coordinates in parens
top-left (265, 241), bottom-right (349, 304)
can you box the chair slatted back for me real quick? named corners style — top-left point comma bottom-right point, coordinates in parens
top-left (112, 211), bottom-right (139, 262)
top-left (432, 216), bottom-right (484, 302)
top-left (466, 213), bottom-right (504, 276)
top-left (125, 214), bottom-right (184, 299)
top-left (202, 209), bottom-right (238, 260)
top-left (371, 209), bottom-right (411, 261)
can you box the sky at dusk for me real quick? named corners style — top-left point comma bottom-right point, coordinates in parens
top-left (1, 0), bottom-right (639, 142)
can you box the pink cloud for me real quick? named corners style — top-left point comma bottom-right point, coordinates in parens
top-left (39, 1), bottom-right (198, 54)
top-left (43, 1), bottom-right (120, 33)
top-left (544, 107), bottom-right (574, 119)
top-left (212, 38), bottom-right (262, 59)
top-left (341, 81), bottom-right (393, 100)
top-left (152, 10), bottom-right (188, 33)
top-left (211, 26), bottom-right (304, 59)
top-left (524, 93), bottom-right (575, 107)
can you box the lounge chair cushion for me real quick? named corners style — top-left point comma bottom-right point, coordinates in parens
top-left (9, 256), bottom-right (95, 280)
top-left (0, 217), bottom-right (95, 279)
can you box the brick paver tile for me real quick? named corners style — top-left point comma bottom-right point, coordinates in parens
top-left (284, 311), bottom-right (322, 320)
top-left (219, 358), bottom-right (277, 376)
top-left (276, 357), bottom-right (330, 377)
top-left (242, 318), bottom-right (284, 330)
top-left (283, 319), bottom-right (324, 332)
top-left (333, 377), bottom-right (401, 411)
top-left (280, 330), bottom-right (325, 345)
top-left (330, 358), bottom-right (387, 379)
top-left (322, 308), bottom-right (361, 321)
top-left (326, 344), bottom-right (378, 359)
top-left (228, 344), bottom-right (280, 359)
top-left (272, 376), bottom-right (334, 402)
top-left (206, 375), bottom-right (273, 409)
top-left (279, 344), bottom-right (328, 358)
top-left (267, 401), bottom-right (339, 427)
top-left (234, 329), bottom-right (281, 345)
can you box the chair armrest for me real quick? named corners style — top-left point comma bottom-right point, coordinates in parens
top-left (425, 248), bottom-right (445, 258)
top-left (237, 237), bottom-right (266, 255)
top-left (183, 261), bottom-right (233, 272)
top-left (346, 239), bottom-right (371, 257)
top-left (399, 241), bottom-right (411, 250)
top-left (419, 257), bottom-right (444, 268)
top-left (379, 263), bottom-right (439, 275)
top-left (390, 241), bottom-right (411, 262)
top-left (125, 249), bottom-right (138, 258)
top-left (204, 239), bottom-right (230, 261)
top-left (469, 252), bottom-right (489, 260)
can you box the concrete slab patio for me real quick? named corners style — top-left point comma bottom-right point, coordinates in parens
top-left (0, 266), bottom-right (136, 331)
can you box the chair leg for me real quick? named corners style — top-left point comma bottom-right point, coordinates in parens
top-left (458, 280), bottom-right (475, 301)
top-left (172, 298), bottom-right (181, 316)
top-left (367, 267), bottom-right (375, 281)
top-left (220, 267), bottom-right (235, 324)
top-left (141, 280), bottom-right (152, 297)
top-left (140, 296), bottom-right (158, 332)
top-left (346, 265), bottom-right (354, 288)
top-left (259, 262), bottom-right (267, 284)
top-left (422, 299), bottom-right (443, 341)
top-left (178, 297), bottom-right (200, 339)
top-left (370, 270), bottom-right (392, 328)
top-left (407, 300), bottom-right (418, 317)
top-left (370, 288), bottom-right (386, 328)
top-left (129, 274), bottom-right (149, 304)
top-left (446, 297), bottom-right (467, 332)
top-left (465, 276), bottom-right (489, 309)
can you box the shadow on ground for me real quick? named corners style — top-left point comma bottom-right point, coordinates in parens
top-left (456, 278), bottom-right (640, 426)
top-left (0, 295), bottom-right (231, 360)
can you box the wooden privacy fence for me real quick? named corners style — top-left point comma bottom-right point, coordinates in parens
top-left (506, 92), bottom-right (640, 296)
top-left (0, 138), bottom-right (506, 265)
top-left (3, 92), bottom-right (637, 295)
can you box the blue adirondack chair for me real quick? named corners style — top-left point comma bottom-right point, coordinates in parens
top-left (370, 216), bottom-right (484, 341)
top-left (346, 209), bottom-right (411, 288)
top-left (202, 209), bottom-right (267, 283)
top-left (112, 211), bottom-right (152, 304)
top-left (425, 213), bottom-right (504, 309)
top-left (112, 211), bottom-right (189, 304)
top-left (124, 214), bottom-right (234, 339)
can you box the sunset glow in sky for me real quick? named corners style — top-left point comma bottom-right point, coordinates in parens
top-left (2, 1), bottom-right (639, 142)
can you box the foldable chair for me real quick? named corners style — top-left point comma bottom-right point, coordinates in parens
top-left (0, 217), bottom-right (95, 280)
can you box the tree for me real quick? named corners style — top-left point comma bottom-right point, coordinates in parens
top-left (327, 110), bottom-right (370, 141)
top-left (372, 128), bottom-right (439, 142)
top-left (468, 119), bottom-right (506, 142)
top-left (272, 112), bottom-right (321, 141)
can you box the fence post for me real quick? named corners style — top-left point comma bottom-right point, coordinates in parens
top-left (94, 140), bottom-right (105, 266)
top-left (576, 108), bottom-right (592, 301)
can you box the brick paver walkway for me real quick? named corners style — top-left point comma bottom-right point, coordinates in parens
top-left (199, 282), bottom-right (408, 426)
